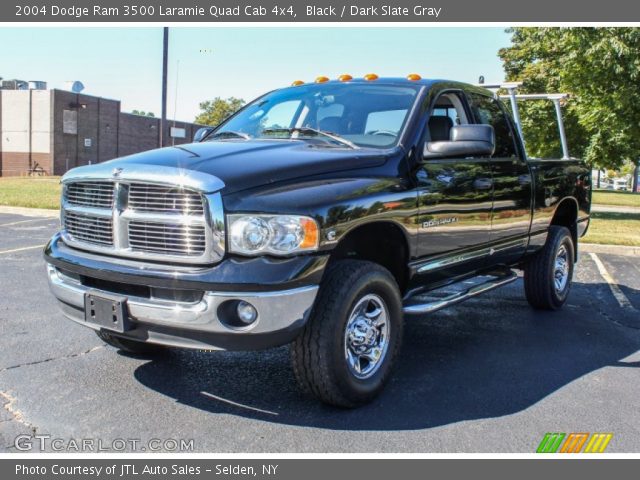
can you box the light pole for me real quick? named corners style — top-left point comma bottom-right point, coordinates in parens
top-left (160, 27), bottom-right (169, 148)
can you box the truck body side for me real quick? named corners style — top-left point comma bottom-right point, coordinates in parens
top-left (43, 78), bottom-right (590, 406)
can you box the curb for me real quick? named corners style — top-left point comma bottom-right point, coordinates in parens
top-left (0, 206), bottom-right (59, 218)
top-left (591, 205), bottom-right (640, 214)
top-left (580, 243), bottom-right (640, 257)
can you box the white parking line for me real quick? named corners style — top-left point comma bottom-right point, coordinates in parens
top-left (0, 218), bottom-right (53, 228)
top-left (0, 245), bottom-right (45, 255)
top-left (200, 391), bottom-right (279, 416)
top-left (589, 252), bottom-right (635, 310)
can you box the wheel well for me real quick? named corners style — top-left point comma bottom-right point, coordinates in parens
top-left (328, 222), bottom-right (410, 293)
top-left (550, 198), bottom-right (578, 253)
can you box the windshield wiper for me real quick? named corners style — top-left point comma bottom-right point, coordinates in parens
top-left (208, 131), bottom-right (250, 140)
top-left (261, 127), bottom-right (357, 149)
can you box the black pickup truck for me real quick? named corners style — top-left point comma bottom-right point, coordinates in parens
top-left (44, 76), bottom-right (591, 407)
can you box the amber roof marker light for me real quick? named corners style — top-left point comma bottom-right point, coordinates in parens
top-left (338, 74), bottom-right (353, 82)
top-left (407, 73), bottom-right (422, 81)
top-left (363, 73), bottom-right (379, 81)
top-left (315, 76), bottom-right (330, 83)
top-left (291, 80), bottom-right (305, 86)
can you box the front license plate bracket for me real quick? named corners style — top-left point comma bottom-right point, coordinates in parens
top-left (84, 291), bottom-right (131, 333)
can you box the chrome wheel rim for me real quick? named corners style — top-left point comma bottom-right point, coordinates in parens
top-left (344, 294), bottom-right (390, 380)
top-left (554, 244), bottom-right (570, 294)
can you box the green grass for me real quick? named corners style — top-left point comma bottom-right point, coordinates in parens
top-left (0, 177), bottom-right (61, 210)
top-left (582, 211), bottom-right (640, 246)
top-left (592, 190), bottom-right (640, 208)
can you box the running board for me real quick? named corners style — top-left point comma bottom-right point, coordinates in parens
top-left (403, 271), bottom-right (518, 315)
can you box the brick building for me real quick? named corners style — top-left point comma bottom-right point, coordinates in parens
top-left (0, 88), bottom-right (204, 176)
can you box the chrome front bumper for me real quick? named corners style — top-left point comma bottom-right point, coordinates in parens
top-left (46, 264), bottom-right (319, 350)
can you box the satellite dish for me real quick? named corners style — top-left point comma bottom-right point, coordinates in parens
top-left (64, 81), bottom-right (85, 93)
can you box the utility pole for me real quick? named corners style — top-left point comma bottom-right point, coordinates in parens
top-left (160, 27), bottom-right (169, 148)
top-left (172, 60), bottom-right (180, 147)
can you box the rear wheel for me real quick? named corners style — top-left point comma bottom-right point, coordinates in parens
top-left (291, 260), bottom-right (403, 408)
top-left (524, 226), bottom-right (575, 310)
top-left (96, 331), bottom-right (167, 355)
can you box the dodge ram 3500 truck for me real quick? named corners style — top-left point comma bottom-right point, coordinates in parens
top-left (44, 76), bottom-right (591, 407)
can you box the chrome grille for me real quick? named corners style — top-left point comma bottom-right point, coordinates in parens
top-left (60, 177), bottom-right (224, 265)
top-left (128, 221), bottom-right (206, 256)
top-left (128, 183), bottom-right (204, 215)
top-left (64, 211), bottom-right (113, 246)
top-left (65, 181), bottom-right (114, 208)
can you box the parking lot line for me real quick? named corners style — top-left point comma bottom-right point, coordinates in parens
top-left (0, 244), bottom-right (44, 255)
top-left (0, 218), bottom-right (53, 228)
top-left (589, 252), bottom-right (635, 310)
top-left (200, 391), bottom-right (279, 416)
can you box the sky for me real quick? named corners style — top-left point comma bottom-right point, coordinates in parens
top-left (0, 27), bottom-right (512, 122)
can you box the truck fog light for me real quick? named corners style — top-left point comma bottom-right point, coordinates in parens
top-left (236, 301), bottom-right (258, 325)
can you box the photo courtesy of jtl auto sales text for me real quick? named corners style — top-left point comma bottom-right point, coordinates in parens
top-left (1, 0), bottom-right (640, 478)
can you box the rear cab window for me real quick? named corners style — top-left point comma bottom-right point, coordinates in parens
top-left (467, 92), bottom-right (518, 158)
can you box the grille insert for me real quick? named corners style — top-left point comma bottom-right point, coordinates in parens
top-left (61, 179), bottom-right (221, 264)
top-left (64, 211), bottom-right (113, 246)
top-left (128, 221), bottom-right (206, 256)
top-left (128, 183), bottom-right (204, 215)
top-left (65, 181), bottom-right (114, 209)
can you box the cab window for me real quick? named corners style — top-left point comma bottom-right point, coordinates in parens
top-left (260, 100), bottom-right (302, 130)
top-left (467, 93), bottom-right (517, 158)
top-left (365, 109), bottom-right (408, 135)
top-left (214, 83), bottom-right (421, 149)
top-left (427, 92), bottom-right (469, 142)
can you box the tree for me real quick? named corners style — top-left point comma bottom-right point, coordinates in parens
top-left (499, 28), bottom-right (640, 170)
top-left (620, 160), bottom-right (636, 177)
top-left (195, 97), bottom-right (245, 127)
top-left (131, 110), bottom-right (155, 117)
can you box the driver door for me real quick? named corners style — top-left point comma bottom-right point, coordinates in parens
top-left (413, 91), bottom-right (494, 286)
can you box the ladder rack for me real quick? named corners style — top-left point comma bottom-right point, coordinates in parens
top-left (476, 82), bottom-right (571, 160)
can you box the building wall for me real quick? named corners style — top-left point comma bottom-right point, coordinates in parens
top-left (0, 89), bottom-right (205, 177)
top-left (118, 114), bottom-right (203, 158)
top-left (51, 90), bottom-right (123, 174)
top-left (0, 90), bottom-right (53, 176)
top-left (118, 112), bottom-right (161, 157)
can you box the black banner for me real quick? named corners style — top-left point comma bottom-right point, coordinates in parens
top-left (3, 0), bottom-right (640, 22)
top-left (2, 459), bottom-right (640, 480)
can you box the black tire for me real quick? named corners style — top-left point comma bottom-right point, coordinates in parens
top-left (291, 260), bottom-right (403, 408)
top-left (96, 330), bottom-right (167, 355)
top-left (524, 225), bottom-right (575, 310)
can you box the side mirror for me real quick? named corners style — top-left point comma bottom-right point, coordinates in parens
top-left (193, 127), bottom-right (215, 142)
top-left (423, 124), bottom-right (495, 160)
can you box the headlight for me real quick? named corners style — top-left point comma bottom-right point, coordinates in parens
top-left (228, 214), bottom-right (319, 255)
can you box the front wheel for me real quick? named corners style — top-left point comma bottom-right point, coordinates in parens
top-left (290, 260), bottom-right (403, 408)
top-left (524, 225), bottom-right (575, 310)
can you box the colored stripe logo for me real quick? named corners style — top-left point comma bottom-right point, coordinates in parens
top-left (584, 433), bottom-right (614, 453)
top-left (537, 433), bottom-right (613, 453)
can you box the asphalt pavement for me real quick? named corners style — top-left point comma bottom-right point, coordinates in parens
top-left (1, 212), bottom-right (639, 453)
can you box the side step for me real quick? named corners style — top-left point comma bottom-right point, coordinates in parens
top-left (403, 270), bottom-right (519, 315)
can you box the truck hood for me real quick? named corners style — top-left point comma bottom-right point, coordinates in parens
top-left (67, 140), bottom-right (390, 194)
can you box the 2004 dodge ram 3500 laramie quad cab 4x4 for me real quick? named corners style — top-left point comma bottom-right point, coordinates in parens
top-left (45, 77), bottom-right (591, 407)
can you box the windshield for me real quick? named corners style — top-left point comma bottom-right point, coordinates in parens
top-left (211, 83), bottom-right (421, 149)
